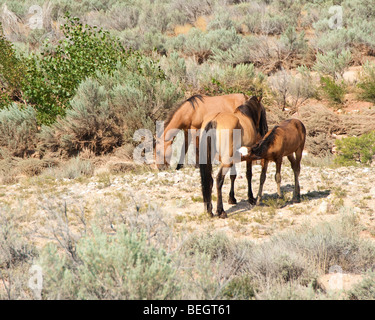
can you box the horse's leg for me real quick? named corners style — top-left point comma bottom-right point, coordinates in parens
top-left (246, 160), bottom-right (256, 205)
top-left (256, 159), bottom-right (269, 205)
top-left (195, 135), bottom-right (200, 168)
top-left (176, 130), bottom-right (189, 170)
top-left (275, 158), bottom-right (283, 198)
top-left (200, 163), bottom-right (213, 216)
top-left (289, 148), bottom-right (302, 202)
top-left (216, 165), bottom-right (230, 218)
top-left (228, 164), bottom-right (237, 204)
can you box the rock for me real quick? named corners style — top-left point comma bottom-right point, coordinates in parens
top-left (318, 273), bottom-right (363, 293)
top-left (318, 200), bottom-right (328, 214)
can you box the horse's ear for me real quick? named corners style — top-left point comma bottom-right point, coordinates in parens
top-left (257, 93), bottom-right (263, 103)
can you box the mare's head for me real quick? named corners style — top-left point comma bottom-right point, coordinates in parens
top-left (155, 133), bottom-right (175, 170)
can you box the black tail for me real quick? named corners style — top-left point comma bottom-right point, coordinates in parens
top-left (199, 121), bottom-right (216, 212)
top-left (259, 104), bottom-right (268, 137)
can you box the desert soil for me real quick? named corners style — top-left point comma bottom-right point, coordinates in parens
top-left (1, 158), bottom-right (375, 245)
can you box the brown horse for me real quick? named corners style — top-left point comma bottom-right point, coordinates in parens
top-left (246, 119), bottom-right (306, 204)
top-left (155, 93), bottom-right (248, 170)
top-left (199, 96), bottom-right (268, 218)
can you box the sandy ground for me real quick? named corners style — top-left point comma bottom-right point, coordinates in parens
top-left (1, 158), bottom-right (374, 245)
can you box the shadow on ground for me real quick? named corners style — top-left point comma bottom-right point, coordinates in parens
top-left (225, 185), bottom-right (331, 216)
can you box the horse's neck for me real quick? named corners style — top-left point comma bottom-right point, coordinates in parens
top-left (237, 112), bottom-right (257, 146)
top-left (163, 106), bottom-right (192, 141)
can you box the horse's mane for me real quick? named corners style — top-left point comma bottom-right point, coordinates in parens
top-left (252, 125), bottom-right (278, 157)
top-left (236, 96), bottom-right (268, 137)
top-left (163, 94), bottom-right (205, 130)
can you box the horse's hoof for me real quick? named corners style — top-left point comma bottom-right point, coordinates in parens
top-left (228, 197), bottom-right (237, 205)
top-left (218, 212), bottom-right (227, 219)
top-left (248, 197), bottom-right (256, 205)
top-left (292, 198), bottom-right (301, 203)
top-left (216, 208), bottom-right (227, 218)
top-left (207, 211), bottom-right (214, 217)
top-left (176, 164), bottom-right (184, 170)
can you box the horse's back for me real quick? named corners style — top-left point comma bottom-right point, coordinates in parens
top-left (200, 93), bottom-right (247, 112)
top-left (278, 119), bottom-right (306, 153)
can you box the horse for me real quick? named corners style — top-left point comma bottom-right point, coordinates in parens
top-left (199, 96), bottom-right (268, 219)
top-left (245, 119), bottom-right (306, 204)
top-left (155, 93), bottom-right (249, 170)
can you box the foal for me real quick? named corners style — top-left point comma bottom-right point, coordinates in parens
top-left (247, 119), bottom-right (306, 204)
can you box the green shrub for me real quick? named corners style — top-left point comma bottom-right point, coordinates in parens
top-left (138, 0), bottom-right (172, 33)
top-left (159, 51), bottom-right (187, 86)
top-left (0, 103), bottom-right (39, 157)
top-left (313, 49), bottom-right (351, 80)
top-left (170, 0), bottom-right (214, 24)
top-left (168, 27), bottom-right (241, 63)
top-left (335, 131), bottom-right (375, 166)
top-left (0, 25), bottom-right (26, 107)
top-left (40, 54), bottom-right (183, 155)
top-left (312, 29), bottom-right (355, 54)
top-left (23, 14), bottom-right (132, 124)
top-left (349, 271), bottom-right (375, 300)
top-left (201, 63), bottom-right (266, 97)
top-left (182, 232), bottom-right (234, 260)
top-left (58, 157), bottom-right (94, 179)
top-left (279, 26), bottom-right (308, 56)
top-left (39, 78), bottom-right (123, 156)
top-left (207, 8), bottom-right (240, 31)
top-left (319, 76), bottom-right (346, 105)
top-left (210, 36), bottom-right (254, 65)
top-left (39, 226), bottom-right (179, 299)
top-left (358, 61), bottom-right (375, 102)
top-left (239, 4), bottom-right (291, 35)
top-left (221, 274), bottom-right (257, 300)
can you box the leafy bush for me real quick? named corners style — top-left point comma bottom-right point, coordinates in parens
top-left (40, 54), bottom-right (183, 155)
top-left (0, 25), bottom-right (26, 107)
top-left (335, 131), bottom-right (375, 166)
top-left (23, 14), bottom-right (132, 124)
top-left (39, 226), bottom-right (179, 299)
top-left (0, 103), bottom-right (39, 157)
top-left (358, 61), bottom-right (375, 102)
top-left (319, 76), bottom-right (346, 105)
